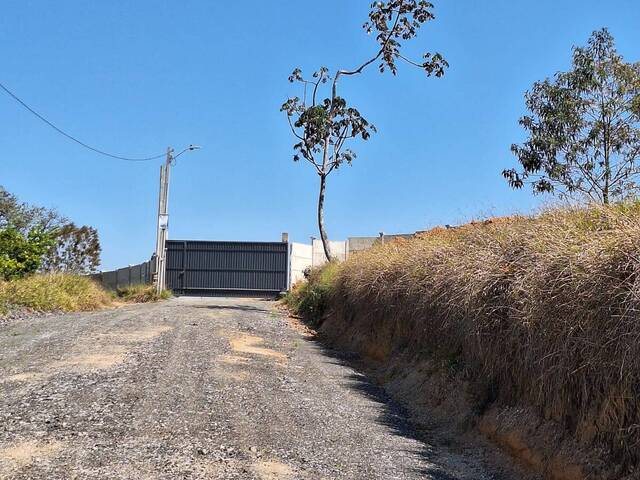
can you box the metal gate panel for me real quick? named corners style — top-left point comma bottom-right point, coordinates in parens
top-left (166, 240), bottom-right (288, 296)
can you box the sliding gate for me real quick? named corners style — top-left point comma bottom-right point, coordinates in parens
top-left (165, 240), bottom-right (288, 296)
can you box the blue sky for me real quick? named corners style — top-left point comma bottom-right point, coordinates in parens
top-left (2, 1), bottom-right (639, 270)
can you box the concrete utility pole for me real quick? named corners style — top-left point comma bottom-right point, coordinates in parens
top-left (153, 145), bottom-right (201, 294)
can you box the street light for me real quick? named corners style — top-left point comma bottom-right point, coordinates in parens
top-left (154, 145), bottom-right (201, 293)
top-left (172, 144), bottom-right (202, 163)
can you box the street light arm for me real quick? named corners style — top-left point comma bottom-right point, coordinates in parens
top-left (173, 144), bottom-right (202, 162)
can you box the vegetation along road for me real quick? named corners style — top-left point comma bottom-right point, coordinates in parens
top-left (0, 297), bottom-right (518, 479)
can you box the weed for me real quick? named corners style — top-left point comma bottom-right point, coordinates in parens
top-left (115, 284), bottom-right (172, 303)
top-left (0, 273), bottom-right (112, 313)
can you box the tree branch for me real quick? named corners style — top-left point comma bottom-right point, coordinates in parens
top-left (299, 148), bottom-right (324, 175)
top-left (397, 53), bottom-right (424, 68)
top-left (286, 115), bottom-right (304, 141)
top-left (331, 6), bottom-right (403, 102)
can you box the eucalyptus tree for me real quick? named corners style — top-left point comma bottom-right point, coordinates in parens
top-left (281, 1), bottom-right (448, 260)
top-left (504, 29), bottom-right (640, 204)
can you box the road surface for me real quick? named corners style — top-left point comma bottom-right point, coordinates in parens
top-left (0, 297), bottom-right (514, 479)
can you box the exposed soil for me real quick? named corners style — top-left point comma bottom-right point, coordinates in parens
top-left (1, 297), bottom-right (527, 479)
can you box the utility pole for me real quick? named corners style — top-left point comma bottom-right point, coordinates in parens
top-left (154, 147), bottom-right (173, 294)
top-left (153, 145), bottom-right (200, 294)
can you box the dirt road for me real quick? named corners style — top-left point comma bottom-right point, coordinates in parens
top-left (0, 297), bottom-right (513, 479)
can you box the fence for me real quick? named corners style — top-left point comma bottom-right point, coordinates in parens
top-left (92, 257), bottom-right (155, 290)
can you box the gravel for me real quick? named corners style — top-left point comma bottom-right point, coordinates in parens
top-left (0, 307), bottom-right (59, 326)
top-left (0, 297), bottom-right (517, 479)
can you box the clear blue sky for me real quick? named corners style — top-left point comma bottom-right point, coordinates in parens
top-left (2, 1), bottom-right (639, 270)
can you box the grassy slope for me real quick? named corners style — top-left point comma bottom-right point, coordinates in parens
top-left (0, 275), bottom-right (171, 316)
top-left (286, 203), bottom-right (640, 475)
top-left (0, 273), bottom-right (113, 314)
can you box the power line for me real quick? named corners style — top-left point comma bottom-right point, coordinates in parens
top-left (0, 81), bottom-right (166, 162)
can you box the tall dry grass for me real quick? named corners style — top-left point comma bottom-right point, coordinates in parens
top-left (323, 203), bottom-right (640, 468)
top-left (0, 273), bottom-right (113, 313)
top-left (115, 284), bottom-right (172, 303)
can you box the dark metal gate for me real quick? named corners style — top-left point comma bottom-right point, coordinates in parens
top-left (165, 240), bottom-right (288, 296)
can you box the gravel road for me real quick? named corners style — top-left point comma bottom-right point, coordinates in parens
top-left (0, 297), bottom-right (515, 479)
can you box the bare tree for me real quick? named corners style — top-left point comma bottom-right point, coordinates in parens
top-left (41, 223), bottom-right (101, 274)
top-left (282, 1), bottom-right (448, 260)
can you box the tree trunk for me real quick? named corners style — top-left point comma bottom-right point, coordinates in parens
top-left (317, 174), bottom-right (333, 262)
top-left (600, 97), bottom-right (611, 205)
top-left (603, 117), bottom-right (610, 205)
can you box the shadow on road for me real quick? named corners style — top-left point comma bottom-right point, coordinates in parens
top-left (190, 304), bottom-right (273, 314)
top-left (302, 336), bottom-right (496, 480)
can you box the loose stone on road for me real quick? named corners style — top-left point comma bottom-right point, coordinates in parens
top-left (0, 297), bottom-right (508, 479)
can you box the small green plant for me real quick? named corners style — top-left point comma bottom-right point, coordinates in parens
top-left (283, 262), bottom-right (340, 326)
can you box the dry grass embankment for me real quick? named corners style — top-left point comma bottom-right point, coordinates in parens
top-left (0, 273), bottom-right (113, 314)
top-left (286, 203), bottom-right (640, 478)
top-left (0, 275), bottom-right (172, 316)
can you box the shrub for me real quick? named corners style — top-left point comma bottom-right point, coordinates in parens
top-left (283, 262), bottom-right (340, 326)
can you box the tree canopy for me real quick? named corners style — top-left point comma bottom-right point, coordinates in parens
top-left (0, 186), bottom-right (101, 274)
top-left (0, 227), bottom-right (54, 280)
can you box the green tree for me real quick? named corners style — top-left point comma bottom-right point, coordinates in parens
top-left (282, 1), bottom-right (447, 260)
top-left (0, 227), bottom-right (55, 280)
top-left (504, 29), bottom-right (640, 204)
top-left (0, 186), bottom-right (101, 273)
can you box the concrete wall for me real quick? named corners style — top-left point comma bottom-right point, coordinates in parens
top-left (312, 239), bottom-right (348, 267)
top-left (288, 232), bottom-right (417, 289)
top-left (289, 242), bottom-right (312, 287)
top-left (348, 233), bottom-right (416, 253)
top-left (348, 236), bottom-right (378, 253)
